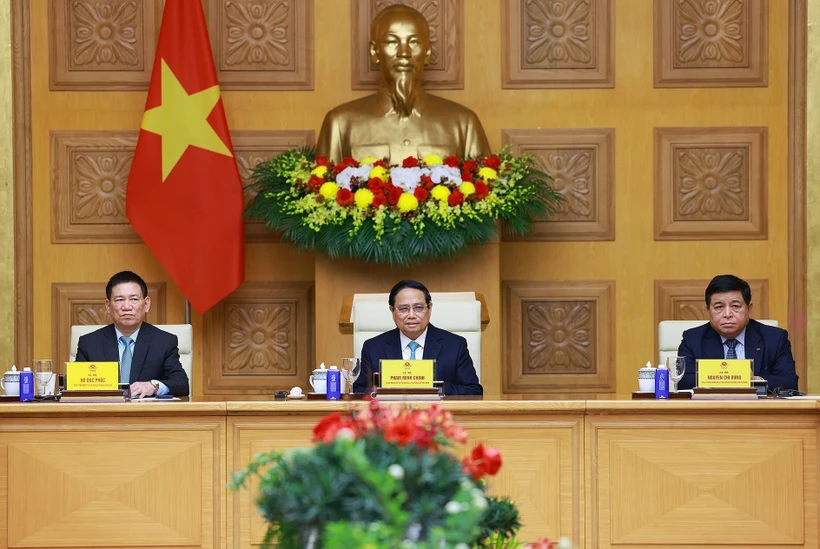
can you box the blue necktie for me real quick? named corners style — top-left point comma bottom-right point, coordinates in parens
top-left (408, 341), bottom-right (420, 359)
top-left (725, 339), bottom-right (738, 359)
top-left (120, 336), bottom-right (133, 384)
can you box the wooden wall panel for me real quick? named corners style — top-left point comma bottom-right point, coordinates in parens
top-left (202, 281), bottom-right (314, 396)
top-left (502, 128), bottom-right (615, 241)
top-left (502, 280), bottom-right (615, 394)
top-left (51, 281), bottom-right (167, 369)
top-left (654, 126), bottom-right (768, 240)
top-left (502, 0), bottom-right (614, 88)
top-left (654, 0), bottom-right (769, 87)
top-left (351, 0), bottom-right (464, 90)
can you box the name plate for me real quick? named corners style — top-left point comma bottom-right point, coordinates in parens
top-left (697, 359), bottom-right (752, 388)
top-left (66, 362), bottom-right (120, 391)
top-left (380, 359), bottom-right (435, 389)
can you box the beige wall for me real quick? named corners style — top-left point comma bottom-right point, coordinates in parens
top-left (9, 0), bottom-right (804, 395)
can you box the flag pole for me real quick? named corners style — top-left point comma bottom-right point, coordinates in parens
top-left (184, 297), bottom-right (191, 324)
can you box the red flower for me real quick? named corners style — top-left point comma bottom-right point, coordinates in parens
top-left (448, 189), bottom-right (464, 207)
top-left (336, 188), bottom-right (354, 206)
top-left (414, 187), bottom-right (429, 202)
top-left (307, 175), bottom-right (325, 191)
top-left (420, 174), bottom-right (433, 187)
top-left (443, 155), bottom-right (461, 168)
top-left (387, 185), bottom-right (403, 205)
top-left (384, 416), bottom-right (419, 446)
top-left (315, 195), bottom-right (324, 203)
top-left (525, 539), bottom-right (557, 549)
top-left (463, 160), bottom-right (478, 172)
top-left (402, 157), bottom-right (419, 168)
top-left (473, 181), bottom-right (489, 200)
top-left (462, 443), bottom-right (503, 481)
top-left (341, 157), bottom-right (358, 167)
top-left (372, 192), bottom-right (387, 208)
top-left (483, 155), bottom-right (502, 170)
top-left (332, 163), bottom-right (347, 174)
top-left (314, 156), bottom-right (329, 167)
top-left (373, 160), bottom-right (388, 169)
top-left (367, 178), bottom-right (383, 192)
top-left (312, 412), bottom-right (357, 443)
top-left (460, 169), bottom-right (473, 183)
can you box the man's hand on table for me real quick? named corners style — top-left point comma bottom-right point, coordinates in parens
top-left (130, 381), bottom-right (158, 399)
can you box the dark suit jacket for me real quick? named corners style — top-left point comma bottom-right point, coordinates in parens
top-left (76, 322), bottom-right (190, 396)
top-left (354, 324), bottom-right (483, 395)
top-left (677, 319), bottom-right (798, 391)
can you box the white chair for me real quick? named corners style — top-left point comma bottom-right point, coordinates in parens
top-left (350, 293), bottom-right (483, 380)
top-left (658, 319), bottom-right (780, 388)
top-left (69, 324), bottom-right (193, 395)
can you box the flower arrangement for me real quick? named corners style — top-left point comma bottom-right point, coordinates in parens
top-left (244, 150), bottom-right (563, 266)
top-left (230, 400), bottom-right (572, 549)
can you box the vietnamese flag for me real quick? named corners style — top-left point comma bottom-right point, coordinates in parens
top-left (127, 0), bottom-right (244, 313)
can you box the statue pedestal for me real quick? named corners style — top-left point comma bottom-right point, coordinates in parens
top-left (314, 243), bottom-right (501, 395)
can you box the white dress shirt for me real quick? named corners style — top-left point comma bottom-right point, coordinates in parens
top-left (399, 328), bottom-right (428, 360)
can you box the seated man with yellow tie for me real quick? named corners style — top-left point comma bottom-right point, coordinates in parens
top-left (75, 271), bottom-right (190, 397)
top-left (677, 274), bottom-right (798, 392)
top-left (353, 280), bottom-right (483, 395)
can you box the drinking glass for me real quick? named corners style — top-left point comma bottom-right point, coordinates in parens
top-left (33, 359), bottom-right (55, 396)
top-left (341, 358), bottom-right (361, 395)
top-left (666, 356), bottom-right (686, 392)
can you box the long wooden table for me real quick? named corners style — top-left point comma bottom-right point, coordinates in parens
top-left (0, 399), bottom-right (817, 549)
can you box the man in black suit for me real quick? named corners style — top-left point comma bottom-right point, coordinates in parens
top-left (76, 271), bottom-right (190, 397)
top-left (677, 274), bottom-right (798, 391)
top-left (354, 280), bottom-right (482, 395)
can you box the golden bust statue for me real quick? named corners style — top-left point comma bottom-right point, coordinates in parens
top-left (316, 5), bottom-right (491, 163)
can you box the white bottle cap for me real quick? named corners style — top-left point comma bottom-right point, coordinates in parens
top-left (658, 364), bottom-right (667, 370)
top-left (23, 367), bottom-right (31, 372)
top-left (330, 365), bottom-right (338, 370)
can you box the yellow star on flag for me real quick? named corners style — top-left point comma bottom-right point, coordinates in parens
top-left (141, 59), bottom-right (233, 181)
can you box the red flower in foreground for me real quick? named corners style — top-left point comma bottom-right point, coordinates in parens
top-left (402, 156), bottom-right (420, 168)
top-left (483, 155), bottom-right (502, 170)
top-left (463, 160), bottom-right (478, 172)
top-left (312, 412), bottom-right (357, 443)
top-left (414, 187), bottom-right (429, 202)
top-left (473, 181), bottom-right (489, 200)
top-left (308, 175), bottom-right (324, 191)
top-left (384, 416), bottom-right (419, 446)
top-left (387, 185), bottom-right (403, 205)
top-left (367, 178), bottom-right (383, 192)
top-left (336, 188), bottom-right (354, 206)
top-left (314, 156), bottom-right (329, 167)
top-left (462, 442), bottom-right (503, 481)
top-left (448, 189), bottom-right (465, 207)
top-left (373, 160), bottom-right (388, 169)
top-left (372, 193), bottom-right (387, 208)
top-left (443, 155), bottom-right (461, 168)
top-left (524, 539), bottom-right (557, 549)
top-left (460, 168), bottom-right (474, 183)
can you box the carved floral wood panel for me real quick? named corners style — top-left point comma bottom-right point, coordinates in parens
top-left (502, 128), bottom-right (615, 240)
top-left (654, 127), bottom-right (767, 240)
top-left (49, 0), bottom-right (161, 90)
top-left (351, 0), bottom-right (464, 89)
top-left (654, 0), bottom-right (768, 87)
top-left (503, 280), bottom-right (615, 393)
top-left (208, 0), bottom-right (314, 89)
top-left (502, 0), bottom-right (613, 88)
top-left (51, 282), bottom-right (166, 370)
top-left (202, 282), bottom-right (313, 395)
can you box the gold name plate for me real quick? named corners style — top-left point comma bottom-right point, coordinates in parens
top-left (380, 359), bottom-right (435, 389)
top-left (66, 362), bottom-right (120, 391)
top-left (697, 359), bottom-right (752, 388)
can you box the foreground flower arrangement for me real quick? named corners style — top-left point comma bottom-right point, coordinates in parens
top-left (244, 150), bottom-right (563, 265)
top-left (230, 400), bottom-right (572, 549)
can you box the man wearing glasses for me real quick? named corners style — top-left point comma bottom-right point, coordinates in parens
top-left (354, 280), bottom-right (482, 395)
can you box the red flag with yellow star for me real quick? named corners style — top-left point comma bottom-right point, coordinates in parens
top-left (127, 0), bottom-right (244, 313)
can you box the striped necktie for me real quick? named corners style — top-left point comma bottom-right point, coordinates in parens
top-left (120, 336), bottom-right (133, 384)
top-left (408, 341), bottom-right (420, 359)
top-left (725, 339), bottom-right (738, 359)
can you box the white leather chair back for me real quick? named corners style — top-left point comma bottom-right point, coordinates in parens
top-left (70, 324), bottom-right (193, 394)
top-left (352, 293), bottom-right (482, 380)
top-left (658, 319), bottom-right (780, 367)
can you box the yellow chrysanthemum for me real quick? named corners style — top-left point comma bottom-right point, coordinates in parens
top-left (319, 182), bottom-right (340, 199)
top-left (369, 165), bottom-right (388, 182)
top-left (359, 156), bottom-right (379, 165)
top-left (397, 193), bottom-right (419, 212)
top-left (430, 184), bottom-right (451, 202)
top-left (354, 188), bottom-right (375, 209)
top-left (423, 154), bottom-right (443, 166)
top-left (478, 166), bottom-right (498, 181)
top-left (459, 181), bottom-right (475, 197)
top-left (310, 165), bottom-right (328, 178)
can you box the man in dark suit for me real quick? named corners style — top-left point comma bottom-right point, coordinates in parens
top-left (677, 274), bottom-right (798, 391)
top-left (353, 280), bottom-right (482, 395)
top-left (75, 271), bottom-right (190, 397)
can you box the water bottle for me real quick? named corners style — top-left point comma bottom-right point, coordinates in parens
top-left (326, 366), bottom-right (341, 400)
top-left (20, 367), bottom-right (34, 402)
top-left (655, 364), bottom-right (669, 400)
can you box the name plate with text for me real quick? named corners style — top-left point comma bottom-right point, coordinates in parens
top-left (697, 359), bottom-right (753, 388)
top-left (380, 359), bottom-right (435, 389)
top-left (66, 362), bottom-right (120, 391)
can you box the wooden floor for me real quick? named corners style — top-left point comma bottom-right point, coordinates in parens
top-left (0, 398), bottom-right (816, 549)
